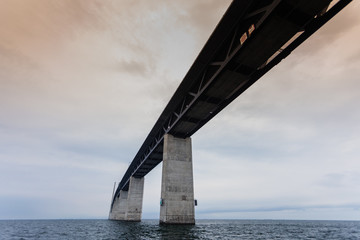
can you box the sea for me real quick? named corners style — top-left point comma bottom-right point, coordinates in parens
top-left (0, 219), bottom-right (359, 240)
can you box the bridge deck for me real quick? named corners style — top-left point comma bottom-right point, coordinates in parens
top-left (113, 0), bottom-right (351, 200)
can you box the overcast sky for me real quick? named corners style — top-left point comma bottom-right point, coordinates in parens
top-left (1, 0), bottom-right (359, 220)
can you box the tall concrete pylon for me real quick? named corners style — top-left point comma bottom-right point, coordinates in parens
top-left (160, 134), bottom-right (195, 224)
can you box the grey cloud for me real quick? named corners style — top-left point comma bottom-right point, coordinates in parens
top-left (0, 45), bottom-right (39, 82)
top-left (319, 171), bottom-right (360, 188)
top-left (57, 141), bottom-right (136, 162)
top-left (0, 196), bottom-right (54, 219)
top-left (0, 45), bottom-right (37, 68)
top-left (346, 49), bottom-right (360, 64)
top-left (0, 195), bottom-right (104, 219)
top-left (117, 60), bottom-right (149, 76)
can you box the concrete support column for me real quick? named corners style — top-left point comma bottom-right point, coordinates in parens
top-left (125, 176), bottom-right (144, 221)
top-left (109, 190), bottom-right (128, 220)
top-left (160, 134), bottom-right (195, 225)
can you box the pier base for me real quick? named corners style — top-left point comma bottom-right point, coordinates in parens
top-left (160, 134), bottom-right (195, 225)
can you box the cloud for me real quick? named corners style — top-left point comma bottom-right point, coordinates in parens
top-left (116, 60), bottom-right (149, 76)
top-left (0, 44), bottom-right (38, 71)
top-left (292, 1), bottom-right (360, 57)
top-left (0, 196), bottom-right (56, 219)
top-left (174, 0), bottom-right (232, 40)
top-left (196, 205), bottom-right (360, 220)
top-left (319, 171), bottom-right (360, 189)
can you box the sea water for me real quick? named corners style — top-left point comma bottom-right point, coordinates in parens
top-left (0, 219), bottom-right (359, 239)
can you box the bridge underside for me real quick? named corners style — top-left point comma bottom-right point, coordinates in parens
top-left (110, 0), bottom-right (352, 221)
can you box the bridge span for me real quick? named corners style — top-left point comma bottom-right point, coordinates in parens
top-left (109, 0), bottom-right (352, 224)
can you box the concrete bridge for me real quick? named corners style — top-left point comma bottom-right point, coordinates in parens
top-left (109, 0), bottom-right (352, 224)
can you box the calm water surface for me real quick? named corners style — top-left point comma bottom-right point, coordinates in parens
top-left (0, 219), bottom-right (359, 239)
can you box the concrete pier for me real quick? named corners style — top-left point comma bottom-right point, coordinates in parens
top-left (160, 134), bottom-right (195, 225)
top-left (109, 190), bottom-right (128, 220)
top-left (125, 176), bottom-right (144, 221)
top-left (109, 177), bottom-right (144, 221)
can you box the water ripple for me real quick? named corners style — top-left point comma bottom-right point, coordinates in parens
top-left (0, 219), bottom-right (359, 240)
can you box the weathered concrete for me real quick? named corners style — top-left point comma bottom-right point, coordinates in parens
top-left (160, 134), bottom-right (195, 225)
top-left (109, 190), bottom-right (128, 220)
top-left (125, 176), bottom-right (144, 221)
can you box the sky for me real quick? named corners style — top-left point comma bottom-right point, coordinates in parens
top-left (0, 0), bottom-right (359, 220)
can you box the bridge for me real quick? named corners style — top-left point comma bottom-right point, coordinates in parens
top-left (109, 0), bottom-right (352, 224)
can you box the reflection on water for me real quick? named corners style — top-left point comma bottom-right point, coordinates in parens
top-left (109, 220), bottom-right (199, 239)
